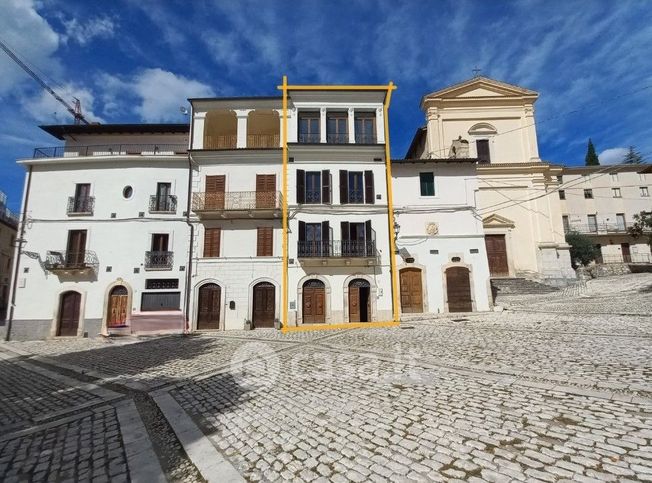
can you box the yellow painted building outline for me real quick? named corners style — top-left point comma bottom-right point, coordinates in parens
top-left (278, 77), bottom-right (400, 333)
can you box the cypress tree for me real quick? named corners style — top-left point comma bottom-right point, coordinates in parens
top-left (585, 139), bottom-right (600, 166)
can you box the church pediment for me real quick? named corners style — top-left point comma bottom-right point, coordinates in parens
top-left (423, 77), bottom-right (538, 102)
top-left (483, 214), bottom-right (516, 228)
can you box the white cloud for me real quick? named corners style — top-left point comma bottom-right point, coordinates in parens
top-left (60, 16), bottom-right (116, 45)
top-left (22, 82), bottom-right (104, 124)
top-left (598, 147), bottom-right (628, 165)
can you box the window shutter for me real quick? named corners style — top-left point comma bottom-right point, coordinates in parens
top-left (341, 221), bottom-right (350, 241)
top-left (339, 170), bottom-right (348, 204)
top-left (476, 140), bottom-right (490, 163)
top-left (257, 227), bottom-right (273, 256)
top-left (364, 170), bottom-right (374, 204)
top-left (365, 220), bottom-right (373, 256)
top-left (205, 175), bottom-right (225, 193)
top-left (298, 221), bottom-right (306, 242)
top-left (204, 228), bottom-right (220, 257)
top-left (322, 170), bottom-right (331, 204)
top-left (296, 170), bottom-right (305, 204)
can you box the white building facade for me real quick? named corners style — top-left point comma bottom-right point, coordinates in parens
top-left (558, 164), bottom-right (652, 264)
top-left (0, 192), bottom-right (18, 320)
top-left (7, 124), bottom-right (191, 340)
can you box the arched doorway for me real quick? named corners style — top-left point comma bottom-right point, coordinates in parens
top-left (302, 279), bottom-right (325, 324)
top-left (399, 268), bottom-right (423, 313)
top-left (108, 286), bottom-right (128, 327)
top-left (348, 279), bottom-right (371, 322)
top-left (58, 291), bottom-right (81, 336)
top-left (252, 282), bottom-right (275, 328)
top-left (197, 283), bottom-right (221, 330)
top-left (446, 266), bottom-right (473, 312)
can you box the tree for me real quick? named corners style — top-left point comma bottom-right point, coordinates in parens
top-left (565, 231), bottom-right (599, 267)
top-left (628, 211), bottom-right (652, 248)
top-left (584, 139), bottom-right (600, 166)
top-left (622, 146), bottom-right (644, 164)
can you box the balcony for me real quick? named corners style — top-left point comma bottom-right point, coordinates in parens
top-left (33, 144), bottom-right (188, 158)
top-left (67, 197), bottom-right (94, 215)
top-left (355, 133), bottom-right (377, 144)
top-left (298, 133), bottom-right (320, 143)
top-left (192, 191), bottom-right (282, 219)
top-left (45, 250), bottom-right (98, 273)
top-left (203, 135), bottom-right (236, 149)
top-left (247, 134), bottom-right (279, 148)
top-left (327, 133), bottom-right (348, 144)
top-left (145, 251), bottom-right (174, 270)
top-left (600, 254), bottom-right (651, 264)
top-left (149, 195), bottom-right (177, 214)
top-left (564, 223), bottom-right (629, 235)
top-left (297, 240), bottom-right (378, 266)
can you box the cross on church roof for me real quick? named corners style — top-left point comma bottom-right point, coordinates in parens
top-left (472, 67), bottom-right (482, 77)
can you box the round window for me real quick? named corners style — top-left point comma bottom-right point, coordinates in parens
top-left (123, 186), bottom-right (133, 199)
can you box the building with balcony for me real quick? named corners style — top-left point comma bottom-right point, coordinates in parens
top-left (0, 191), bottom-right (18, 320)
top-left (558, 164), bottom-right (652, 264)
top-left (407, 76), bottom-right (575, 285)
top-left (6, 123), bottom-right (191, 340)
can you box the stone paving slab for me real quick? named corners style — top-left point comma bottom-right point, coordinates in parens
top-left (170, 348), bottom-right (652, 482)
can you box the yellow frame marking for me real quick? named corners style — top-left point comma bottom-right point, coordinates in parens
top-left (278, 78), bottom-right (399, 333)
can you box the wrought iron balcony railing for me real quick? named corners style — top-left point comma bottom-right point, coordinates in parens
top-left (149, 195), bottom-right (177, 213)
top-left (298, 133), bottom-right (320, 143)
top-left (203, 135), bottom-right (237, 149)
top-left (298, 240), bottom-right (378, 258)
top-left (145, 251), bottom-right (174, 270)
top-left (564, 223), bottom-right (629, 234)
top-left (192, 191), bottom-right (282, 212)
top-left (67, 196), bottom-right (94, 215)
top-left (600, 254), bottom-right (651, 264)
top-left (247, 134), bottom-right (280, 148)
top-left (327, 133), bottom-right (349, 144)
top-left (45, 250), bottom-right (99, 272)
top-left (33, 144), bottom-right (188, 158)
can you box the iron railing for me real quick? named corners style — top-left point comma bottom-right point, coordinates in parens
top-left (355, 133), bottom-right (377, 144)
top-left (67, 196), bottom-right (94, 215)
top-left (33, 144), bottom-right (188, 158)
top-left (45, 250), bottom-right (98, 271)
top-left (0, 205), bottom-right (19, 228)
top-left (203, 135), bottom-right (237, 149)
top-left (298, 133), bottom-right (320, 143)
top-left (327, 133), bottom-right (349, 144)
top-left (247, 134), bottom-right (279, 148)
top-left (564, 223), bottom-right (630, 234)
top-left (192, 191), bottom-right (282, 212)
top-left (298, 240), bottom-right (378, 258)
top-left (149, 195), bottom-right (177, 213)
top-left (600, 254), bottom-right (651, 264)
top-left (145, 251), bottom-right (174, 270)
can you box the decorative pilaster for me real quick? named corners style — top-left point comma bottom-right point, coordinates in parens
top-left (192, 111), bottom-right (207, 150)
top-left (376, 107), bottom-right (385, 144)
top-left (320, 108), bottom-right (327, 143)
top-left (234, 109), bottom-right (252, 148)
top-left (348, 108), bottom-right (355, 143)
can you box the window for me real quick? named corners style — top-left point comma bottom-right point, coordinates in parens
top-left (203, 228), bottom-right (221, 257)
top-left (587, 214), bottom-right (598, 232)
top-left (152, 182), bottom-right (174, 212)
top-left (562, 215), bottom-right (570, 233)
top-left (327, 112), bottom-right (348, 144)
top-left (141, 292), bottom-right (180, 311)
top-left (151, 233), bottom-right (169, 252)
top-left (70, 183), bottom-right (92, 214)
top-left (419, 172), bottom-right (435, 196)
top-left (123, 186), bottom-right (133, 199)
top-left (476, 139), bottom-right (490, 163)
top-left (584, 189), bottom-right (593, 199)
top-left (616, 213), bottom-right (626, 231)
top-left (612, 188), bottom-right (621, 198)
top-left (298, 112), bottom-right (320, 143)
top-left (641, 186), bottom-right (649, 197)
top-left (145, 279), bottom-right (179, 289)
top-left (558, 190), bottom-right (566, 200)
top-left (341, 220), bottom-right (374, 257)
top-left (257, 227), bottom-right (273, 256)
top-left (298, 221), bottom-right (330, 257)
top-left (611, 173), bottom-right (619, 182)
top-left (355, 113), bottom-right (376, 143)
top-left (557, 175), bottom-right (563, 184)
top-left (339, 170), bottom-right (374, 204)
top-left (66, 230), bottom-right (87, 266)
top-left (296, 170), bottom-right (331, 204)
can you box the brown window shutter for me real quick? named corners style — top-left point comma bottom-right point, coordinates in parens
top-left (339, 170), bottom-right (348, 204)
top-left (364, 170), bottom-right (374, 204)
top-left (476, 140), bottom-right (490, 163)
top-left (204, 228), bottom-right (221, 257)
top-left (296, 170), bottom-right (305, 204)
top-left (298, 221), bottom-right (306, 242)
top-left (322, 170), bottom-right (331, 204)
top-left (205, 175), bottom-right (225, 193)
top-left (341, 221), bottom-right (350, 241)
top-left (257, 227), bottom-right (273, 256)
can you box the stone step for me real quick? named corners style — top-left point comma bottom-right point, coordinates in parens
top-left (490, 277), bottom-right (559, 295)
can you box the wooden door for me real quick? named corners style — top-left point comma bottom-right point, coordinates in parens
top-left (349, 287), bottom-right (360, 322)
top-left (446, 267), bottom-right (473, 312)
top-left (58, 291), bottom-right (81, 336)
top-left (108, 286), bottom-right (128, 327)
top-left (621, 243), bottom-right (631, 263)
top-left (303, 282), bottom-right (325, 323)
top-left (256, 174), bottom-right (276, 208)
top-left (205, 175), bottom-right (225, 209)
top-left (66, 230), bottom-right (87, 267)
top-left (485, 234), bottom-right (509, 276)
top-left (252, 283), bottom-right (275, 328)
top-left (399, 268), bottom-right (423, 313)
top-left (197, 284), bottom-right (221, 329)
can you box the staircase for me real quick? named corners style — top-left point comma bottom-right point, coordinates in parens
top-left (490, 278), bottom-right (559, 296)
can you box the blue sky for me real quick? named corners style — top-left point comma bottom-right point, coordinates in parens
top-left (1, 0), bottom-right (652, 211)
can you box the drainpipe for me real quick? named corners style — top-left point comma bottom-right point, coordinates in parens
top-left (183, 105), bottom-right (194, 334)
top-left (5, 165), bottom-right (32, 341)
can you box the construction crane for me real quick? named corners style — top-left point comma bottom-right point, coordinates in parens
top-left (0, 38), bottom-right (90, 125)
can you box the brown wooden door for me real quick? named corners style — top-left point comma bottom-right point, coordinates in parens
top-left (446, 267), bottom-right (473, 312)
top-left (66, 230), bottom-right (87, 267)
top-left (303, 282), bottom-right (325, 323)
top-left (205, 175), bottom-right (225, 209)
top-left (197, 284), bottom-right (221, 329)
top-left (621, 243), bottom-right (631, 262)
top-left (399, 268), bottom-right (423, 313)
top-left (349, 287), bottom-right (360, 322)
top-left (485, 234), bottom-right (509, 276)
top-left (252, 283), bottom-right (275, 328)
top-left (58, 291), bottom-right (81, 336)
top-left (108, 286), bottom-right (128, 327)
top-left (256, 174), bottom-right (276, 208)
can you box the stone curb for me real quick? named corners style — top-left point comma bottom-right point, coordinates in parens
top-left (153, 391), bottom-right (244, 482)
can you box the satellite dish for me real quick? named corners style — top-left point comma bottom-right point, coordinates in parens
top-left (179, 106), bottom-right (189, 115)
